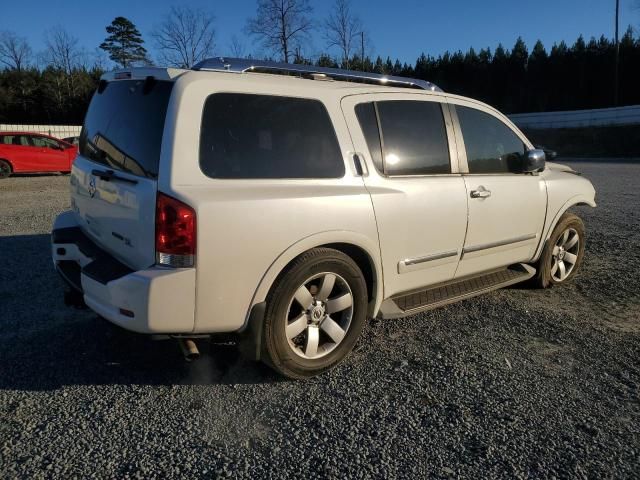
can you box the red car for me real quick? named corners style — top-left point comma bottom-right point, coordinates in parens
top-left (0, 132), bottom-right (78, 179)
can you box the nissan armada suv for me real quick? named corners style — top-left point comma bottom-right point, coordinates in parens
top-left (51, 58), bottom-right (596, 379)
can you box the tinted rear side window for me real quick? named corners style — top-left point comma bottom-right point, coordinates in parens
top-left (456, 106), bottom-right (526, 174)
top-left (199, 93), bottom-right (344, 179)
top-left (79, 79), bottom-right (174, 178)
top-left (1, 135), bottom-right (29, 146)
top-left (376, 101), bottom-right (450, 175)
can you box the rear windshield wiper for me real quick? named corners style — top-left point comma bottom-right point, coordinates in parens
top-left (91, 169), bottom-right (139, 185)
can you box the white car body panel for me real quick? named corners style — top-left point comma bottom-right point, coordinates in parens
top-left (533, 163), bottom-right (597, 261)
top-left (52, 211), bottom-right (196, 333)
top-left (160, 72), bottom-right (381, 332)
top-left (51, 67), bottom-right (597, 335)
top-left (70, 156), bottom-right (158, 271)
top-left (456, 174), bottom-right (546, 278)
top-left (341, 93), bottom-right (468, 298)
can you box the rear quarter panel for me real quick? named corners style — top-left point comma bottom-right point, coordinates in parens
top-left (159, 72), bottom-right (382, 333)
top-left (0, 145), bottom-right (28, 172)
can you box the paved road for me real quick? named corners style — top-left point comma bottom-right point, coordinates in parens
top-left (0, 163), bottom-right (638, 478)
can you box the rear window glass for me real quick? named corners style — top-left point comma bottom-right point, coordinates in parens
top-left (79, 79), bottom-right (174, 178)
top-left (199, 93), bottom-right (345, 179)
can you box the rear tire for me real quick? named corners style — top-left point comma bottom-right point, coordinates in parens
top-left (262, 248), bottom-right (368, 379)
top-left (532, 212), bottom-right (585, 288)
top-left (0, 160), bottom-right (11, 179)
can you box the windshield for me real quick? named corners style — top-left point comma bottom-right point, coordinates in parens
top-left (79, 79), bottom-right (174, 178)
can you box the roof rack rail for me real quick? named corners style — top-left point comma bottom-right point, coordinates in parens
top-left (191, 57), bottom-right (443, 92)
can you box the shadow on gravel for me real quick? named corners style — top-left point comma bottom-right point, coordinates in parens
top-left (0, 234), bottom-right (279, 391)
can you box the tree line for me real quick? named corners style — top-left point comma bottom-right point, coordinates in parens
top-left (0, 0), bottom-right (638, 125)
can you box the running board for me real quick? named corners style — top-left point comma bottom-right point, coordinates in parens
top-left (378, 264), bottom-right (536, 319)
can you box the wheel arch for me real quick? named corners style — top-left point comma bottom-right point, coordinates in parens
top-left (0, 158), bottom-right (13, 172)
top-left (246, 231), bottom-right (384, 326)
top-left (532, 194), bottom-right (596, 262)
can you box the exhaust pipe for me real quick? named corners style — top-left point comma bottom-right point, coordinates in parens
top-left (178, 338), bottom-right (200, 362)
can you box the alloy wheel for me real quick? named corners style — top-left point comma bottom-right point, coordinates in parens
top-left (285, 272), bottom-right (354, 360)
top-left (551, 227), bottom-right (580, 282)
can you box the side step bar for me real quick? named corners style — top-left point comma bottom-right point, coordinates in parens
top-left (378, 263), bottom-right (536, 319)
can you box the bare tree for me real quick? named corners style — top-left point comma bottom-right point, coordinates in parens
top-left (323, 0), bottom-right (362, 68)
top-left (246, 0), bottom-right (314, 63)
top-left (44, 26), bottom-right (82, 74)
top-left (153, 6), bottom-right (216, 68)
top-left (0, 31), bottom-right (32, 71)
top-left (42, 26), bottom-right (86, 112)
top-left (228, 34), bottom-right (247, 58)
top-left (91, 48), bottom-right (111, 72)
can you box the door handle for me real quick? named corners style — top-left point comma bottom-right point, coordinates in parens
top-left (470, 189), bottom-right (491, 198)
top-left (351, 153), bottom-right (368, 176)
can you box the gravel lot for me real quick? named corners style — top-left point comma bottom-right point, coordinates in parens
top-left (0, 163), bottom-right (638, 478)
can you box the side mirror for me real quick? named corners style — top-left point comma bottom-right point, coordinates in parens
top-left (534, 144), bottom-right (557, 160)
top-left (523, 149), bottom-right (546, 173)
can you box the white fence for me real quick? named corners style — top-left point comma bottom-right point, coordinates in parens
top-left (3, 106), bottom-right (640, 137)
top-left (510, 105), bottom-right (640, 129)
top-left (0, 124), bottom-right (82, 140)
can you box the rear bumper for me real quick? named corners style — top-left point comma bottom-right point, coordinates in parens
top-left (52, 211), bottom-right (196, 334)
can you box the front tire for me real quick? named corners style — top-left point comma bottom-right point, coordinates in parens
top-left (532, 212), bottom-right (586, 288)
top-left (262, 248), bottom-right (368, 379)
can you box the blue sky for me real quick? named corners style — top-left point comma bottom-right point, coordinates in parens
top-left (2, 0), bottom-right (639, 65)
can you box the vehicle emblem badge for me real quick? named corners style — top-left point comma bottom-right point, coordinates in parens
top-left (88, 178), bottom-right (97, 198)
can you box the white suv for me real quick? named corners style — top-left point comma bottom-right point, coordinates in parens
top-left (52, 58), bottom-right (596, 379)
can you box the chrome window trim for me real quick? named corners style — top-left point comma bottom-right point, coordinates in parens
top-left (463, 233), bottom-right (537, 254)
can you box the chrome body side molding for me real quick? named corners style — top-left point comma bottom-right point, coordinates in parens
top-left (398, 250), bottom-right (459, 274)
top-left (463, 233), bottom-right (538, 255)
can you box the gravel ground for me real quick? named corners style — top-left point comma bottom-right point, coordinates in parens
top-left (0, 163), bottom-right (638, 479)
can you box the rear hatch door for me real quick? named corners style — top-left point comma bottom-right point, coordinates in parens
top-left (70, 77), bottom-right (175, 270)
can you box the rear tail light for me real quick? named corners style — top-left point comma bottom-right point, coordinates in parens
top-left (155, 192), bottom-right (196, 268)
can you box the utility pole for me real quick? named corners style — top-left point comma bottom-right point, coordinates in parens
top-left (614, 0), bottom-right (620, 106)
top-left (361, 31), bottom-right (365, 71)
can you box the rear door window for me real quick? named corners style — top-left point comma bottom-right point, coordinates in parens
top-left (355, 100), bottom-right (451, 176)
top-left (199, 93), bottom-right (345, 179)
top-left (79, 79), bottom-right (174, 178)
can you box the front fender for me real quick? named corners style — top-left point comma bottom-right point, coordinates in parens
top-left (245, 230), bottom-right (384, 328)
top-left (533, 193), bottom-right (596, 262)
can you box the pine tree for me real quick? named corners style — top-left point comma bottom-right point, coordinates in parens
top-left (99, 17), bottom-right (148, 68)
